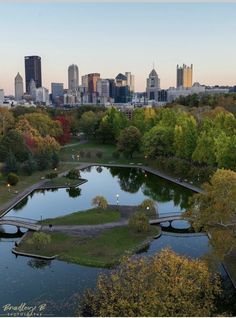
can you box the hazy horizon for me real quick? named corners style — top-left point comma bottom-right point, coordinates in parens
top-left (0, 2), bottom-right (236, 94)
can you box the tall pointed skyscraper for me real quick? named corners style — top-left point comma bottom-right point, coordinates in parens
top-left (15, 72), bottom-right (24, 101)
top-left (68, 64), bottom-right (79, 91)
top-left (146, 67), bottom-right (160, 101)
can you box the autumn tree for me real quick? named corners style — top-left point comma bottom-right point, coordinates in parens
top-left (0, 107), bottom-right (14, 135)
top-left (79, 249), bottom-right (221, 317)
top-left (185, 169), bottom-right (236, 261)
top-left (117, 126), bottom-right (141, 159)
top-left (91, 196), bottom-right (108, 209)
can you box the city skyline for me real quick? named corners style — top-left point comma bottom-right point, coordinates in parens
top-left (0, 3), bottom-right (236, 94)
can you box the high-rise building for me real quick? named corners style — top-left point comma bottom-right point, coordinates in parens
top-left (125, 72), bottom-right (135, 93)
top-left (36, 87), bottom-right (49, 106)
top-left (29, 79), bottom-right (37, 101)
top-left (115, 73), bottom-right (131, 103)
top-left (15, 72), bottom-right (24, 101)
top-left (88, 73), bottom-right (100, 103)
top-left (51, 83), bottom-right (64, 101)
top-left (146, 68), bottom-right (160, 101)
top-left (176, 64), bottom-right (193, 88)
top-left (24, 56), bottom-right (42, 93)
top-left (68, 64), bottom-right (79, 91)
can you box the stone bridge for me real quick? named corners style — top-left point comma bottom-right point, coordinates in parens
top-left (0, 216), bottom-right (41, 231)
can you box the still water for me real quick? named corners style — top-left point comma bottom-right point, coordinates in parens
top-left (0, 166), bottom-right (213, 316)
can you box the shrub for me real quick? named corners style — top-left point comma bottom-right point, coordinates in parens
top-left (66, 168), bottom-right (81, 180)
top-left (128, 211), bottom-right (150, 233)
top-left (139, 199), bottom-right (157, 218)
top-left (28, 232), bottom-right (51, 250)
top-left (7, 173), bottom-right (19, 186)
top-left (21, 156), bottom-right (37, 175)
top-left (91, 196), bottom-right (108, 209)
top-left (45, 172), bottom-right (58, 180)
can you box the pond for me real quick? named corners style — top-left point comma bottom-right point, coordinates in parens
top-left (0, 166), bottom-right (229, 316)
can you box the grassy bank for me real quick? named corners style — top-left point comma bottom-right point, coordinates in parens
top-left (16, 226), bottom-right (160, 267)
top-left (0, 162), bottom-right (78, 213)
top-left (41, 207), bottom-right (121, 225)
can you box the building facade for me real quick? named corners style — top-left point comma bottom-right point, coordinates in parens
top-left (88, 73), bottom-right (100, 103)
top-left (25, 56), bottom-right (42, 93)
top-left (146, 68), bottom-right (160, 101)
top-left (68, 64), bottom-right (79, 91)
top-left (15, 72), bottom-right (24, 101)
top-left (176, 64), bottom-right (193, 88)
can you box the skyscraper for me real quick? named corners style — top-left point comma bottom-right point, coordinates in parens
top-left (146, 68), bottom-right (160, 101)
top-left (68, 64), bottom-right (79, 91)
top-left (176, 64), bottom-right (193, 88)
top-left (15, 72), bottom-right (24, 101)
top-left (125, 72), bottom-right (135, 93)
top-left (88, 73), bottom-right (100, 103)
top-left (24, 56), bottom-right (42, 93)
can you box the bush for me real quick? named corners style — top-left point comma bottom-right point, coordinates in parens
top-left (128, 211), bottom-right (150, 233)
top-left (7, 173), bottom-right (19, 186)
top-left (28, 232), bottom-right (51, 250)
top-left (139, 199), bottom-right (157, 218)
top-left (21, 156), bottom-right (37, 175)
top-left (45, 172), bottom-right (58, 180)
top-left (66, 168), bottom-right (81, 180)
top-left (96, 150), bottom-right (103, 159)
top-left (91, 196), bottom-right (108, 209)
top-left (112, 151), bottom-right (120, 159)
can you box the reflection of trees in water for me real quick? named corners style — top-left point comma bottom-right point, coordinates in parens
top-left (109, 166), bottom-right (192, 209)
top-left (13, 196), bottom-right (29, 211)
top-left (109, 167), bottom-right (144, 193)
top-left (27, 259), bottom-right (51, 270)
top-left (142, 174), bottom-right (192, 210)
top-left (66, 187), bottom-right (81, 198)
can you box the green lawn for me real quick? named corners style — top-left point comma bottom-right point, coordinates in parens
top-left (40, 207), bottom-right (120, 225)
top-left (59, 142), bottom-right (116, 163)
top-left (17, 225), bottom-right (160, 267)
top-left (0, 162), bottom-right (78, 214)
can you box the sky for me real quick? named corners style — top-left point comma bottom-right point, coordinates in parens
top-left (0, 2), bottom-right (236, 94)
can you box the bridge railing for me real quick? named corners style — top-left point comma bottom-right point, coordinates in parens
top-left (158, 212), bottom-right (183, 217)
top-left (0, 216), bottom-right (38, 224)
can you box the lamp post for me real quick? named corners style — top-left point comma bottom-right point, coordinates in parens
top-left (7, 183), bottom-right (11, 192)
top-left (116, 194), bottom-right (119, 210)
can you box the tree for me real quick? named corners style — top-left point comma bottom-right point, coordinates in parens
top-left (184, 169), bottom-right (236, 231)
top-left (7, 173), bottom-right (19, 186)
top-left (139, 199), bottom-right (158, 218)
top-left (4, 152), bottom-right (19, 174)
top-left (0, 107), bottom-right (14, 135)
top-left (128, 211), bottom-right (150, 233)
top-left (142, 125), bottom-right (174, 158)
top-left (79, 249), bottom-right (221, 317)
top-left (28, 232), bottom-right (51, 250)
top-left (185, 169), bottom-right (236, 262)
top-left (55, 116), bottom-right (71, 145)
top-left (66, 168), bottom-right (81, 180)
top-left (91, 196), bottom-right (108, 209)
top-left (79, 111), bottom-right (99, 138)
top-left (117, 126), bottom-right (141, 159)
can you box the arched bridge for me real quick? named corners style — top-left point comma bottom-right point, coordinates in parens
top-left (0, 216), bottom-right (41, 231)
top-left (150, 212), bottom-right (186, 225)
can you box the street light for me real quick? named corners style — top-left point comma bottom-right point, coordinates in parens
top-left (7, 183), bottom-right (11, 192)
top-left (116, 194), bottom-right (119, 209)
